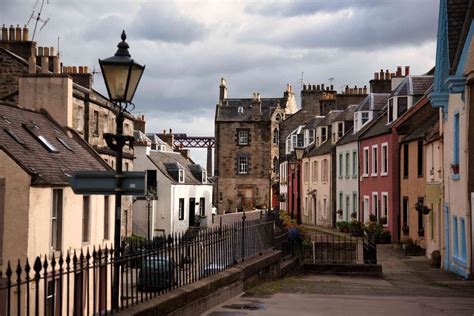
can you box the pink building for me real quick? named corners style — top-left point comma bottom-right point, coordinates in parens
top-left (359, 112), bottom-right (400, 241)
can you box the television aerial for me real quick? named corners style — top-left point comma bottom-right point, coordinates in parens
top-left (26, 0), bottom-right (50, 41)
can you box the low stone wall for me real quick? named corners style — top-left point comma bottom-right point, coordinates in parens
top-left (117, 251), bottom-right (282, 316)
top-left (302, 262), bottom-right (383, 277)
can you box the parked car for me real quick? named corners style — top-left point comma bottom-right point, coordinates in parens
top-left (200, 260), bottom-right (232, 279)
top-left (137, 256), bottom-right (177, 291)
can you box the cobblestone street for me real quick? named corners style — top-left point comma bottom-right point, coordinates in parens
top-left (205, 244), bottom-right (474, 315)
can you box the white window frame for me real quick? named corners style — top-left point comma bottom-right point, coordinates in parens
top-left (363, 195), bottom-right (370, 220)
top-left (312, 160), bottom-right (318, 183)
top-left (372, 192), bottom-right (379, 218)
top-left (308, 129), bottom-right (315, 145)
top-left (178, 169), bottom-right (185, 183)
top-left (238, 130), bottom-right (249, 145)
top-left (381, 142), bottom-right (388, 176)
top-left (363, 146), bottom-right (369, 177)
top-left (371, 145), bottom-right (378, 176)
top-left (382, 192), bottom-right (389, 224)
top-left (238, 155), bottom-right (248, 174)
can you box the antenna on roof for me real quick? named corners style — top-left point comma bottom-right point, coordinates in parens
top-left (299, 72), bottom-right (304, 91)
top-left (26, 0), bottom-right (50, 41)
top-left (91, 66), bottom-right (102, 83)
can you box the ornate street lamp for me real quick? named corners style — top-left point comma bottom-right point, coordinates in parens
top-left (294, 145), bottom-right (305, 225)
top-left (99, 30), bottom-right (145, 311)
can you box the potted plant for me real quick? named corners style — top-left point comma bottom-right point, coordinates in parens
top-left (402, 225), bottom-right (409, 236)
top-left (418, 227), bottom-right (425, 237)
top-left (378, 216), bottom-right (387, 226)
top-left (415, 202), bottom-right (431, 215)
top-left (378, 230), bottom-right (391, 244)
top-left (336, 209), bottom-right (343, 218)
top-left (369, 214), bottom-right (377, 222)
top-left (451, 163), bottom-right (459, 174)
top-left (350, 221), bottom-right (363, 236)
top-left (403, 238), bottom-right (426, 256)
top-left (350, 212), bottom-right (357, 220)
top-left (277, 194), bottom-right (286, 202)
top-left (342, 221), bottom-right (350, 233)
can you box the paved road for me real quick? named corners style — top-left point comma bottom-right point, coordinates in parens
top-left (205, 244), bottom-right (474, 316)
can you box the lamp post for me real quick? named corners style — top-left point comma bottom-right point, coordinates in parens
top-left (294, 145), bottom-right (305, 225)
top-left (99, 30), bottom-right (145, 311)
top-left (145, 193), bottom-right (152, 241)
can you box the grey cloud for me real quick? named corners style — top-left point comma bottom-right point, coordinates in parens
top-left (246, 0), bottom-right (385, 17)
top-left (239, 1), bottom-right (438, 50)
top-left (129, 2), bottom-right (207, 44)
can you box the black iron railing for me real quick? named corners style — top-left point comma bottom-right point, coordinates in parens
top-left (0, 218), bottom-right (275, 316)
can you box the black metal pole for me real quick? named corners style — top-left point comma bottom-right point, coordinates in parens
top-left (113, 109), bottom-right (124, 311)
top-left (147, 201), bottom-right (151, 241)
top-left (297, 162), bottom-right (301, 225)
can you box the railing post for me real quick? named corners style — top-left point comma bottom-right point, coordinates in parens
top-left (241, 212), bottom-right (246, 261)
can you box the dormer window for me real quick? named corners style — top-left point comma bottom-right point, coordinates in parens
top-left (238, 106), bottom-right (243, 114)
top-left (151, 143), bottom-right (157, 150)
top-left (321, 127), bottom-right (327, 143)
top-left (388, 98), bottom-right (394, 123)
top-left (202, 170), bottom-right (207, 183)
top-left (304, 129), bottom-right (315, 146)
top-left (179, 169), bottom-right (185, 183)
top-left (176, 162), bottom-right (185, 183)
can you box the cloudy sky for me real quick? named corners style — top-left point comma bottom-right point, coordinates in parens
top-left (2, 0), bottom-right (439, 167)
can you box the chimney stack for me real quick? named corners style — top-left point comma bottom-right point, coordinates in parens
top-left (219, 78), bottom-right (227, 105)
top-left (134, 114), bottom-right (146, 133)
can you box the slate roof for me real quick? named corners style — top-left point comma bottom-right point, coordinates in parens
top-left (0, 101), bottom-right (110, 186)
top-left (356, 93), bottom-right (390, 111)
top-left (303, 116), bottom-right (324, 129)
top-left (216, 98), bottom-right (284, 122)
top-left (447, 0), bottom-right (473, 73)
top-left (334, 104), bottom-right (358, 122)
top-left (147, 151), bottom-right (207, 185)
top-left (390, 76), bottom-right (434, 97)
top-left (402, 115), bottom-right (439, 143)
top-left (307, 138), bottom-right (333, 157)
top-left (359, 111), bottom-right (391, 140)
top-left (317, 110), bottom-right (343, 126)
top-left (336, 127), bottom-right (358, 146)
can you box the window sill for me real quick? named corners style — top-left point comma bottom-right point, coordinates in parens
top-left (451, 173), bottom-right (460, 180)
top-left (345, 175), bottom-right (350, 179)
top-left (338, 176), bottom-right (343, 179)
top-left (362, 174), bottom-right (369, 178)
top-left (352, 174), bottom-right (357, 178)
top-left (371, 173), bottom-right (378, 177)
top-left (380, 172), bottom-right (388, 177)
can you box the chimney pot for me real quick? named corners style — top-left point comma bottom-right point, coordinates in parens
top-left (380, 69), bottom-right (384, 80)
top-left (22, 26), bottom-right (28, 41)
top-left (397, 66), bottom-right (402, 77)
top-left (43, 47), bottom-right (49, 56)
top-left (79, 66), bottom-right (84, 74)
top-left (163, 129), bottom-right (166, 135)
top-left (84, 66), bottom-right (89, 73)
top-left (303, 84), bottom-right (307, 91)
top-left (358, 88), bottom-right (362, 94)
top-left (52, 56), bottom-right (60, 74)
top-left (345, 85), bottom-right (349, 94)
top-left (2, 25), bottom-right (8, 41)
top-left (15, 25), bottom-right (21, 41)
top-left (330, 84), bottom-right (334, 90)
top-left (72, 66), bottom-right (77, 73)
top-left (363, 85), bottom-right (367, 94)
top-left (405, 66), bottom-right (410, 76)
top-left (169, 128), bottom-right (173, 134)
top-left (385, 69), bottom-right (390, 80)
top-left (37, 46), bottom-right (43, 57)
top-left (374, 73), bottom-right (379, 80)
top-left (310, 84), bottom-right (314, 90)
top-left (321, 84), bottom-right (325, 90)
top-left (41, 56), bottom-right (49, 74)
top-left (9, 25), bottom-right (14, 41)
top-left (316, 84), bottom-right (320, 91)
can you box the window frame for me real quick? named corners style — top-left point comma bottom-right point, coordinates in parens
top-left (178, 198), bottom-right (185, 220)
top-left (381, 142), bottom-right (388, 176)
top-left (382, 192), bottom-right (388, 224)
top-left (363, 147), bottom-right (369, 177)
top-left (345, 151), bottom-right (350, 178)
top-left (371, 145), bottom-right (378, 176)
top-left (238, 155), bottom-right (249, 174)
top-left (51, 189), bottom-right (63, 251)
top-left (238, 130), bottom-right (249, 146)
top-left (352, 150), bottom-right (357, 178)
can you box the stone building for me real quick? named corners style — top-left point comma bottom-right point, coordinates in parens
top-left (0, 25), bottom-right (137, 236)
top-left (214, 78), bottom-right (296, 213)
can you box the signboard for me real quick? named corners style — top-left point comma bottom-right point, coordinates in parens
top-left (70, 171), bottom-right (146, 195)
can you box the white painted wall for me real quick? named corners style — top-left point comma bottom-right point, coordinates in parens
top-left (335, 141), bottom-right (359, 222)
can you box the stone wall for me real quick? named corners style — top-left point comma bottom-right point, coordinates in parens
top-left (0, 49), bottom-right (28, 99)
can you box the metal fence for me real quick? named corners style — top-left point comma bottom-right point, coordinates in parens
top-left (303, 234), bottom-right (377, 264)
top-left (0, 218), bottom-right (274, 316)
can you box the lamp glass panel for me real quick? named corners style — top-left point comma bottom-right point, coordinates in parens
top-left (102, 64), bottom-right (130, 101)
top-left (126, 64), bottom-right (144, 102)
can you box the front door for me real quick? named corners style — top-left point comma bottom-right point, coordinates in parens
top-left (189, 198), bottom-right (196, 226)
top-left (242, 189), bottom-right (254, 209)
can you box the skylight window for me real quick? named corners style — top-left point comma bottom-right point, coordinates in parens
top-left (57, 137), bottom-right (73, 151)
top-left (23, 124), bottom-right (59, 153)
top-left (4, 128), bottom-right (25, 146)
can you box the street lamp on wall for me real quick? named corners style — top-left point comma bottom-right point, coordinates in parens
top-left (293, 145), bottom-right (305, 225)
top-left (99, 30), bottom-right (145, 312)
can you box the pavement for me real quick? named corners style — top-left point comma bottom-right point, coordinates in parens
top-left (204, 243), bottom-right (474, 315)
